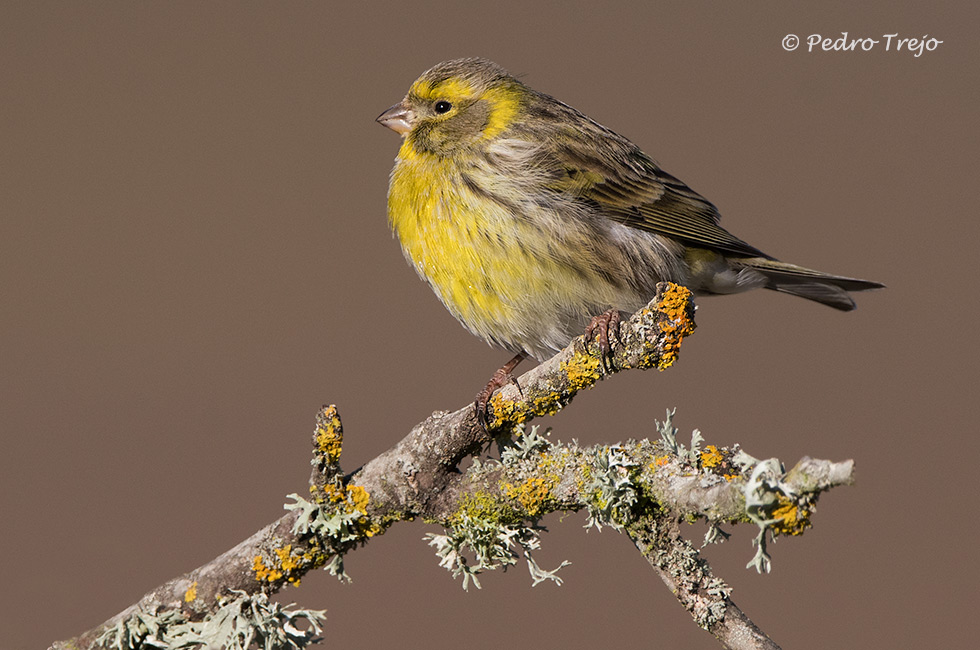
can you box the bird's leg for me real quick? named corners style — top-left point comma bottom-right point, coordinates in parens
top-left (584, 309), bottom-right (622, 372)
top-left (475, 352), bottom-right (527, 428)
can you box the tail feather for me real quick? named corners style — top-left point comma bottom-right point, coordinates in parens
top-left (735, 258), bottom-right (885, 311)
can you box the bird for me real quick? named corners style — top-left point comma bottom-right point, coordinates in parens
top-left (377, 58), bottom-right (882, 417)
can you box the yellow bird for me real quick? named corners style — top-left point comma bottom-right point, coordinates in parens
top-left (378, 58), bottom-right (882, 413)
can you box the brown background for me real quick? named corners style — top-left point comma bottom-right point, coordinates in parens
top-left (3, 2), bottom-right (976, 648)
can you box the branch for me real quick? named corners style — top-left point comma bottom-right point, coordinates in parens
top-left (626, 513), bottom-right (779, 650)
top-left (50, 284), bottom-right (854, 650)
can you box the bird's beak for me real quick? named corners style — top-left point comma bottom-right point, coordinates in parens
top-left (376, 101), bottom-right (414, 135)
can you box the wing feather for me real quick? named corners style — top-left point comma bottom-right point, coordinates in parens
top-left (546, 125), bottom-right (770, 259)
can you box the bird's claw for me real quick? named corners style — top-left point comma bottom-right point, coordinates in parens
top-left (585, 309), bottom-right (622, 372)
top-left (475, 353), bottom-right (526, 429)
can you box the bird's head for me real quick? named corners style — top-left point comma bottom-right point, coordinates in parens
top-left (377, 58), bottom-right (525, 155)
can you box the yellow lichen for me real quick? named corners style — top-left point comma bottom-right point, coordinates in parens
top-left (488, 392), bottom-right (526, 428)
top-left (770, 494), bottom-right (812, 536)
top-left (489, 388), bottom-right (565, 429)
top-left (183, 581), bottom-right (197, 603)
top-left (536, 446), bottom-right (569, 475)
top-left (319, 483), bottom-right (341, 504)
top-left (347, 484), bottom-right (370, 514)
top-left (317, 483), bottom-right (365, 511)
top-left (700, 445), bottom-right (723, 469)
top-left (654, 454), bottom-right (670, 467)
top-left (252, 554), bottom-right (282, 583)
top-left (453, 490), bottom-right (520, 526)
top-left (532, 393), bottom-right (563, 416)
top-left (276, 545), bottom-right (299, 573)
top-left (312, 482), bottom-right (382, 538)
top-left (252, 544), bottom-right (316, 586)
top-left (504, 476), bottom-right (555, 518)
top-left (481, 286), bottom-right (694, 428)
top-left (487, 351), bottom-right (606, 429)
top-left (577, 460), bottom-right (594, 498)
top-left (562, 351), bottom-right (603, 392)
top-left (315, 405), bottom-right (343, 464)
top-left (302, 546), bottom-right (329, 568)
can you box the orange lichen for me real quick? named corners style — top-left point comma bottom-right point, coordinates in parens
top-left (252, 544), bottom-right (321, 586)
top-left (700, 445), bottom-right (723, 469)
top-left (275, 545), bottom-right (301, 574)
top-left (252, 554), bottom-right (282, 583)
top-left (770, 494), bottom-right (812, 536)
top-left (654, 284), bottom-right (696, 370)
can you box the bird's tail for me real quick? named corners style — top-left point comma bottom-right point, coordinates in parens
top-left (733, 257), bottom-right (885, 311)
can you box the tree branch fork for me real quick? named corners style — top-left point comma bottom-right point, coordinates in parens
top-left (52, 284), bottom-right (854, 650)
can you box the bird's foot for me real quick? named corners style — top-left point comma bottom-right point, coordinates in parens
top-left (475, 352), bottom-right (526, 429)
top-left (584, 309), bottom-right (622, 372)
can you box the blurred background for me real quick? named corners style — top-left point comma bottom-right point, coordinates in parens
top-left (2, 2), bottom-right (976, 648)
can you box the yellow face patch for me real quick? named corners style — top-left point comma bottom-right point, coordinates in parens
top-left (409, 75), bottom-right (521, 141)
top-left (478, 85), bottom-right (520, 139)
top-left (411, 77), bottom-right (477, 103)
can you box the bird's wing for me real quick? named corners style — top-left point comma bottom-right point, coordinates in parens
top-left (550, 136), bottom-right (771, 259)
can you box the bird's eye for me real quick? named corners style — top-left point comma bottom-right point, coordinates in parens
top-left (434, 100), bottom-right (452, 114)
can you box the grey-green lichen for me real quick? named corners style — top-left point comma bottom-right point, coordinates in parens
top-left (425, 426), bottom-right (571, 590)
top-left (425, 513), bottom-right (570, 590)
top-left (269, 404), bottom-right (388, 585)
top-left (427, 412), bottom-right (841, 590)
top-left (647, 528), bottom-right (733, 630)
top-left (95, 607), bottom-right (187, 650)
top-left (581, 443), bottom-right (642, 531)
top-left (75, 396), bottom-right (848, 650)
top-left (95, 591), bottom-right (325, 650)
top-left (738, 453), bottom-right (818, 573)
top-left (282, 481), bottom-right (384, 583)
top-left (656, 408), bottom-right (705, 464)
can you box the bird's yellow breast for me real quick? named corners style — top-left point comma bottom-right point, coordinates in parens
top-left (386, 139), bottom-right (668, 357)
top-left (387, 143), bottom-right (519, 339)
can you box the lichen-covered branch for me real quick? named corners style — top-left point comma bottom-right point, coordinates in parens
top-left (626, 513), bottom-right (779, 650)
top-left (348, 282), bottom-right (697, 522)
top-left (50, 283), bottom-right (854, 650)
